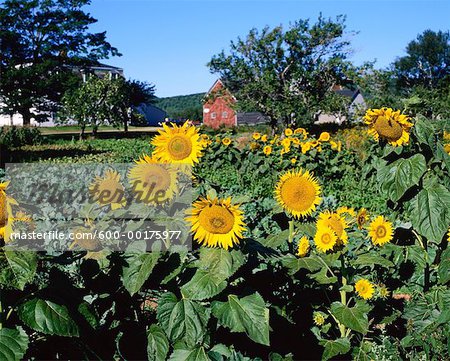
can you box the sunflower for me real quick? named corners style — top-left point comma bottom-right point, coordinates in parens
top-left (318, 132), bottom-right (331, 142)
top-left (222, 137), bottom-right (232, 146)
top-left (330, 140), bottom-right (342, 152)
top-left (261, 134), bottom-right (268, 142)
top-left (357, 208), bottom-right (369, 229)
top-left (291, 158), bottom-right (297, 164)
top-left (0, 181), bottom-right (17, 241)
top-left (250, 142), bottom-right (260, 151)
top-left (294, 128), bottom-right (308, 139)
top-left (301, 142), bottom-right (311, 154)
top-left (128, 155), bottom-right (178, 204)
top-left (363, 108), bottom-right (413, 147)
top-left (275, 169), bottom-right (322, 218)
top-left (355, 279), bottom-right (375, 300)
top-left (281, 138), bottom-right (291, 148)
top-left (313, 312), bottom-right (326, 326)
top-left (263, 145), bottom-right (272, 156)
top-left (447, 227), bottom-right (450, 242)
top-left (368, 215), bottom-right (393, 246)
top-left (378, 284), bottom-right (390, 299)
top-left (337, 206), bottom-right (356, 224)
top-left (151, 121), bottom-right (203, 165)
top-left (309, 140), bottom-right (319, 148)
top-left (314, 225), bottom-right (337, 253)
top-left (285, 128), bottom-right (293, 137)
top-left (186, 196), bottom-right (246, 250)
top-left (89, 169), bottom-right (126, 210)
top-left (297, 236), bottom-right (310, 257)
top-left (252, 132), bottom-right (261, 140)
top-left (317, 210), bottom-right (348, 245)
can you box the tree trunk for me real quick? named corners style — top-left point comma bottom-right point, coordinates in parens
top-left (22, 109), bottom-right (32, 126)
top-left (92, 124), bottom-right (98, 138)
top-left (123, 115), bottom-right (129, 133)
top-left (79, 124), bottom-right (86, 140)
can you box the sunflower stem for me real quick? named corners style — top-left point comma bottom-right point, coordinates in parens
top-left (338, 276), bottom-right (347, 338)
top-left (288, 220), bottom-right (294, 243)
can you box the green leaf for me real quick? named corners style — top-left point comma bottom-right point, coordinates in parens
top-left (280, 254), bottom-right (322, 275)
top-left (377, 154), bottom-right (427, 202)
top-left (261, 229), bottom-right (290, 248)
top-left (122, 251), bottom-right (160, 295)
top-left (330, 302), bottom-right (369, 335)
top-left (438, 248), bottom-right (450, 284)
top-left (320, 338), bottom-right (350, 361)
top-left (78, 302), bottom-right (99, 329)
top-left (351, 252), bottom-right (394, 268)
top-left (147, 324), bottom-right (169, 361)
top-left (411, 184), bottom-right (450, 242)
top-left (181, 248), bottom-right (244, 301)
top-left (308, 268), bottom-right (338, 284)
top-left (0, 250), bottom-right (37, 290)
top-left (168, 345), bottom-right (211, 361)
top-left (18, 298), bottom-right (79, 337)
top-left (212, 292), bottom-right (270, 345)
top-left (414, 117), bottom-right (436, 147)
top-left (157, 292), bottom-right (210, 347)
top-left (0, 327), bottom-right (29, 361)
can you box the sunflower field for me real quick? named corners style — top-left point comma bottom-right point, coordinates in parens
top-left (0, 109), bottom-right (450, 360)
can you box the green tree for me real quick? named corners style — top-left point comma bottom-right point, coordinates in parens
top-left (208, 15), bottom-right (359, 128)
top-left (394, 29), bottom-right (450, 89)
top-left (0, 0), bottom-right (120, 125)
top-left (60, 77), bottom-right (155, 137)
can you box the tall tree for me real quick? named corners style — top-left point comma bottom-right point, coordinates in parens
top-left (394, 29), bottom-right (450, 89)
top-left (60, 77), bottom-right (155, 137)
top-left (208, 15), bottom-right (358, 127)
top-left (0, 0), bottom-right (120, 125)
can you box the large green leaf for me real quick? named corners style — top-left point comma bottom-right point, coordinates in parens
top-left (438, 248), bottom-right (450, 284)
top-left (147, 324), bottom-right (169, 361)
top-left (211, 292), bottom-right (269, 346)
top-left (181, 249), bottom-right (245, 300)
top-left (351, 252), bottom-right (394, 268)
top-left (168, 345), bottom-right (211, 361)
top-left (411, 184), bottom-right (450, 242)
top-left (0, 327), bottom-right (29, 361)
top-left (320, 337), bottom-right (350, 361)
top-left (414, 117), bottom-right (436, 147)
top-left (0, 250), bottom-right (37, 290)
top-left (377, 154), bottom-right (427, 202)
top-left (280, 254), bottom-right (322, 275)
top-left (157, 292), bottom-right (210, 347)
top-left (122, 252), bottom-right (160, 295)
top-left (261, 229), bottom-right (290, 248)
top-left (330, 301), bottom-right (370, 335)
top-left (18, 298), bottom-right (79, 337)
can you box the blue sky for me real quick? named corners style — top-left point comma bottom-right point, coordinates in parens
top-left (88, 0), bottom-right (450, 97)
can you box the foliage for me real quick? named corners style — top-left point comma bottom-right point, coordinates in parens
top-left (154, 93), bottom-right (205, 121)
top-left (0, 126), bottom-right (42, 148)
top-left (0, 115), bottom-right (449, 360)
top-left (208, 15), bottom-right (362, 128)
top-left (0, 0), bottom-right (119, 125)
top-left (60, 77), bottom-right (155, 137)
top-left (394, 29), bottom-right (450, 89)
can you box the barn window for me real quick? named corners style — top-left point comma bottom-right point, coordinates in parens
top-left (211, 112), bottom-right (216, 119)
top-left (222, 111), bottom-right (228, 118)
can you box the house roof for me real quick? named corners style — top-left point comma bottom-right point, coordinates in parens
top-left (236, 112), bottom-right (269, 124)
top-left (334, 88), bottom-right (360, 102)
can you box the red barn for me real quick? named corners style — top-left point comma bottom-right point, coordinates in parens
top-left (202, 79), bottom-right (237, 128)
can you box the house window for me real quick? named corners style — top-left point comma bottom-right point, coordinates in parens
top-left (211, 112), bottom-right (216, 119)
top-left (222, 111), bottom-right (228, 118)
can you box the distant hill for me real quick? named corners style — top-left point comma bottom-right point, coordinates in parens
top-left (154, 93), bottom-right (205, 121)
